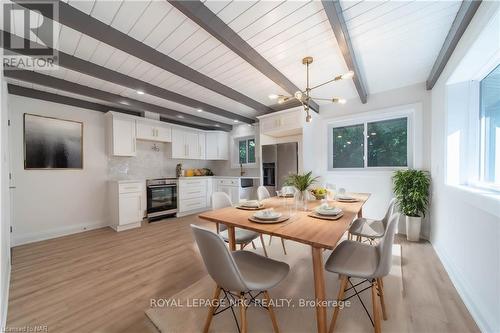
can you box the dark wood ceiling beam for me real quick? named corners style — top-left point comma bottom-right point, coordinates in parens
top-left (426, 0), bottom-right (481, 90)
top-left (2, 30), bottom-right (254, 124)
top-left (168, 0), bottom-right (320, 114)
top-left (4, 69), bottom-right (233, 131)
top-left (7, 84), bottom-right (223, 131)
top-left (14, 0), bottom-right (273, 114)
top-left (322, 0), bottom-right (368, 104)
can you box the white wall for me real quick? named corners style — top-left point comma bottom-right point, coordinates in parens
top-left (303, 83), bottom-right (432, 237)
top-left (430, 2), bottom-right (500, 332)
top-left (8, 95), bottom-right (230, 245)
top-left (1, 79), bottom-right (11, 329)
top-left (9, 95), bottom-right (110, 245)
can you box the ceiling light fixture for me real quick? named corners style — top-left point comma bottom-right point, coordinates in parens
top-left (136, 90), bottom-right (145, 95)
top-left (177, 115), bottom-right (184, 119)
top-left (269, 56), bottom-right (353, 122)
top-left (197, 109), bottom-right (203, 112)
top-left (233, 120), bottom-right (239, 123)
top-left (214, 124), bottom-right (220, 127)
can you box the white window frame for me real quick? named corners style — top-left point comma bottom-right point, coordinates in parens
top-left (469, 62), bottom-right (500, 192)
top-left (232, 136), bottom-right (256, 168)
top-left (327, 104), bottom-right (419, 172)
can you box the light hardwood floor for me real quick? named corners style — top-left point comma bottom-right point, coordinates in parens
top-left (7, 215), bottom-right (479, 333)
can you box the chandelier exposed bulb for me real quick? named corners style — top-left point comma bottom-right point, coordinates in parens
top-left (294, 90), bottom-right (303, 100)
top-left (268, 94), bottom-right (278, 99)
top-left (341, 71), bottom-right (354, 80)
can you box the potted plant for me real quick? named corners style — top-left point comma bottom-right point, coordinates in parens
top-left (284, 171), bottom-right (319, 210)
top-left (393, 169), bottom-right (430, 241)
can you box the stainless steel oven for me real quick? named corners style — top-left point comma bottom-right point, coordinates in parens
top-left (146, 178), bottom-right (177, 221)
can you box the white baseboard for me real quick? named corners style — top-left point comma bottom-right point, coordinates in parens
top-left (1, 262), bottom-right (10, 330)
top-left (433, 244), bottom-right (495, 333)
top-left (12, 221), bottom-right (109, 246)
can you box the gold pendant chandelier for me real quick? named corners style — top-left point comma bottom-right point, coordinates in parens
top-left (269, 56), bottom-right (353, 122)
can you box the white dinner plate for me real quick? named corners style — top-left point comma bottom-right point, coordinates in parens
top-left (253, 211), bottom-right (282, 220)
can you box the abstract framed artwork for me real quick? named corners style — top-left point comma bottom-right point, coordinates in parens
top-left (24, 113), bottom-right (83, 169)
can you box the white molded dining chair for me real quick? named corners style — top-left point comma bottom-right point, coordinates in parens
top-left (211, 192), bottom-right (268, 256)
top-left (257, 186), bottom-right (271, 201)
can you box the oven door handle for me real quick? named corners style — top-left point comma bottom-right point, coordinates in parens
top-left (148, 184), bottom-right (177, 188)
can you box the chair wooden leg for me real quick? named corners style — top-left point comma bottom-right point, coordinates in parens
top-left (377, 278), bottom-right (387, 320)
top-left (260, 234), bottom-right (268, 257)
top-left (280, 238), bottom-right (287, 255)
top-left (203, 286), bottom-right (221, 333)
top-left (240, 243), bottom-right (245, 250)
top-left (329, 275), bottom-right (348, 333)
top-left (251, 241), bottom-right (256, 249)
top-left (264, 291), bottom-right (280, 333)
top-left (239, 293), bottom-right (247, 333)
top-left (371, 280), bottom-right (381, 333)
top-left (269, 235), bottom-right (273, 245)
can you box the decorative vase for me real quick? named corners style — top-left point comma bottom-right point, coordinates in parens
top-left (295, 190), bottom-right (309, 211)
top-left (406, 216), bottom-right (421, 242)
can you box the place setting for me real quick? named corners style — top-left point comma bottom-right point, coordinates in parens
top-left (334, 188), bottom-right (359, 203)
top-left (235, 199), bottom-right (265, 210)
top-left (248, 208), bottom-right (290, 224)
top-left (308, 202), bottom-right (344, 220)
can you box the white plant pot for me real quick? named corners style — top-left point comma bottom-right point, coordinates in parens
top-left (406, 216), bottom-right (421, 242)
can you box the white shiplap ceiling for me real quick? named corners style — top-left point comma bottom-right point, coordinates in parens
top-left (4, 0), bottom-right (465, 124)
top-left (340, 0), bottom-right (462, 94)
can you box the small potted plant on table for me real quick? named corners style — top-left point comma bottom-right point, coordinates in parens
top-left (284, 171), bottom-right (319, 211)
top-left (393, 169), bottom-right (430, 241)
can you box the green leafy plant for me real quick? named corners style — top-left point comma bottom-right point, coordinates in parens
top-left (284, 171), bottom-right (319, 192)
top-left (393, 169), bottom-right (430, 217)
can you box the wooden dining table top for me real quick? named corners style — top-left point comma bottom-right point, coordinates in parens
top-left (198, 193), bottom-right (370, 249)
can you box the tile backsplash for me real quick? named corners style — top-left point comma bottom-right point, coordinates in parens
top-left (108, 141), bottom-right (215, 180)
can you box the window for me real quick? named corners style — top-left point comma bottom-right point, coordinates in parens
top-left (330, 116), bottom-right (409, 169)
top-left (367, 118), bottom-right (408, 167)
top-left (239, 138), bottom-right (255, 164)
top-left (332, 124), bottom-right (364, 168)
top-left (480, 64), bottom-right (500, 185)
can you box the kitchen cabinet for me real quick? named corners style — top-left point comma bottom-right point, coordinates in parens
top-left (109, 181), bottom-right (146, 232)
top-left (172, 128), bottom-right (203, 159)
top-left (206, 131), bottom-right (229, 160)
top-left (198, 133), bottom-right (206, 160)
top-left (106, 112), bottom-right (136, 156)
top-left (259, 110), bottom-right (303, 137)
top-left (216, 178), bottom-right (240, 204)
top-left (136, 119), bottom-right (171, 142)
top-left (178, 178), bottom-right (209, 216)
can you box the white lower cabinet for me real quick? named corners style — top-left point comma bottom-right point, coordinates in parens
top-left (109, 181), bottom-right (146, 232)
top-left (178, 178), bottom-right (210, 216)
top-left (216, 178), bottom-right (240, 204)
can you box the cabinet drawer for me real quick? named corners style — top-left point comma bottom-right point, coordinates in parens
top-left (179, 197), bottom-right (207, 212)
top-left (179, 179), bottom-right (205, 187)
top-left (180, 186), bottom-right (206, 199)
top-left (119, 182), bottom-right (143, 194)
top-left (217, 179), bottom-right (239, 186)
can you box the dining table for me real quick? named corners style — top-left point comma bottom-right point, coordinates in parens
top-left (198, 193), bottom-right (370, 333)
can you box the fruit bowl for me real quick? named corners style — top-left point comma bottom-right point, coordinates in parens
top-left (310, 188), bottom-right (327, 200)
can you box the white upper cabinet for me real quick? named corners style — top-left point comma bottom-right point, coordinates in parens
top-left (205, 131), bottom-right (228, 160)
top-left (205, 132), bottom-right (218, 160)
top-left (106, 112), bottom-right (136, 157)
top-left (136, 119), bottom-right (171, 142)
top-left (172, 128), bottom-right (203, 160)
top-left (259, 110), bottom-right (304, 137)
top-left (198, 132), bottom-right (206, 160)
